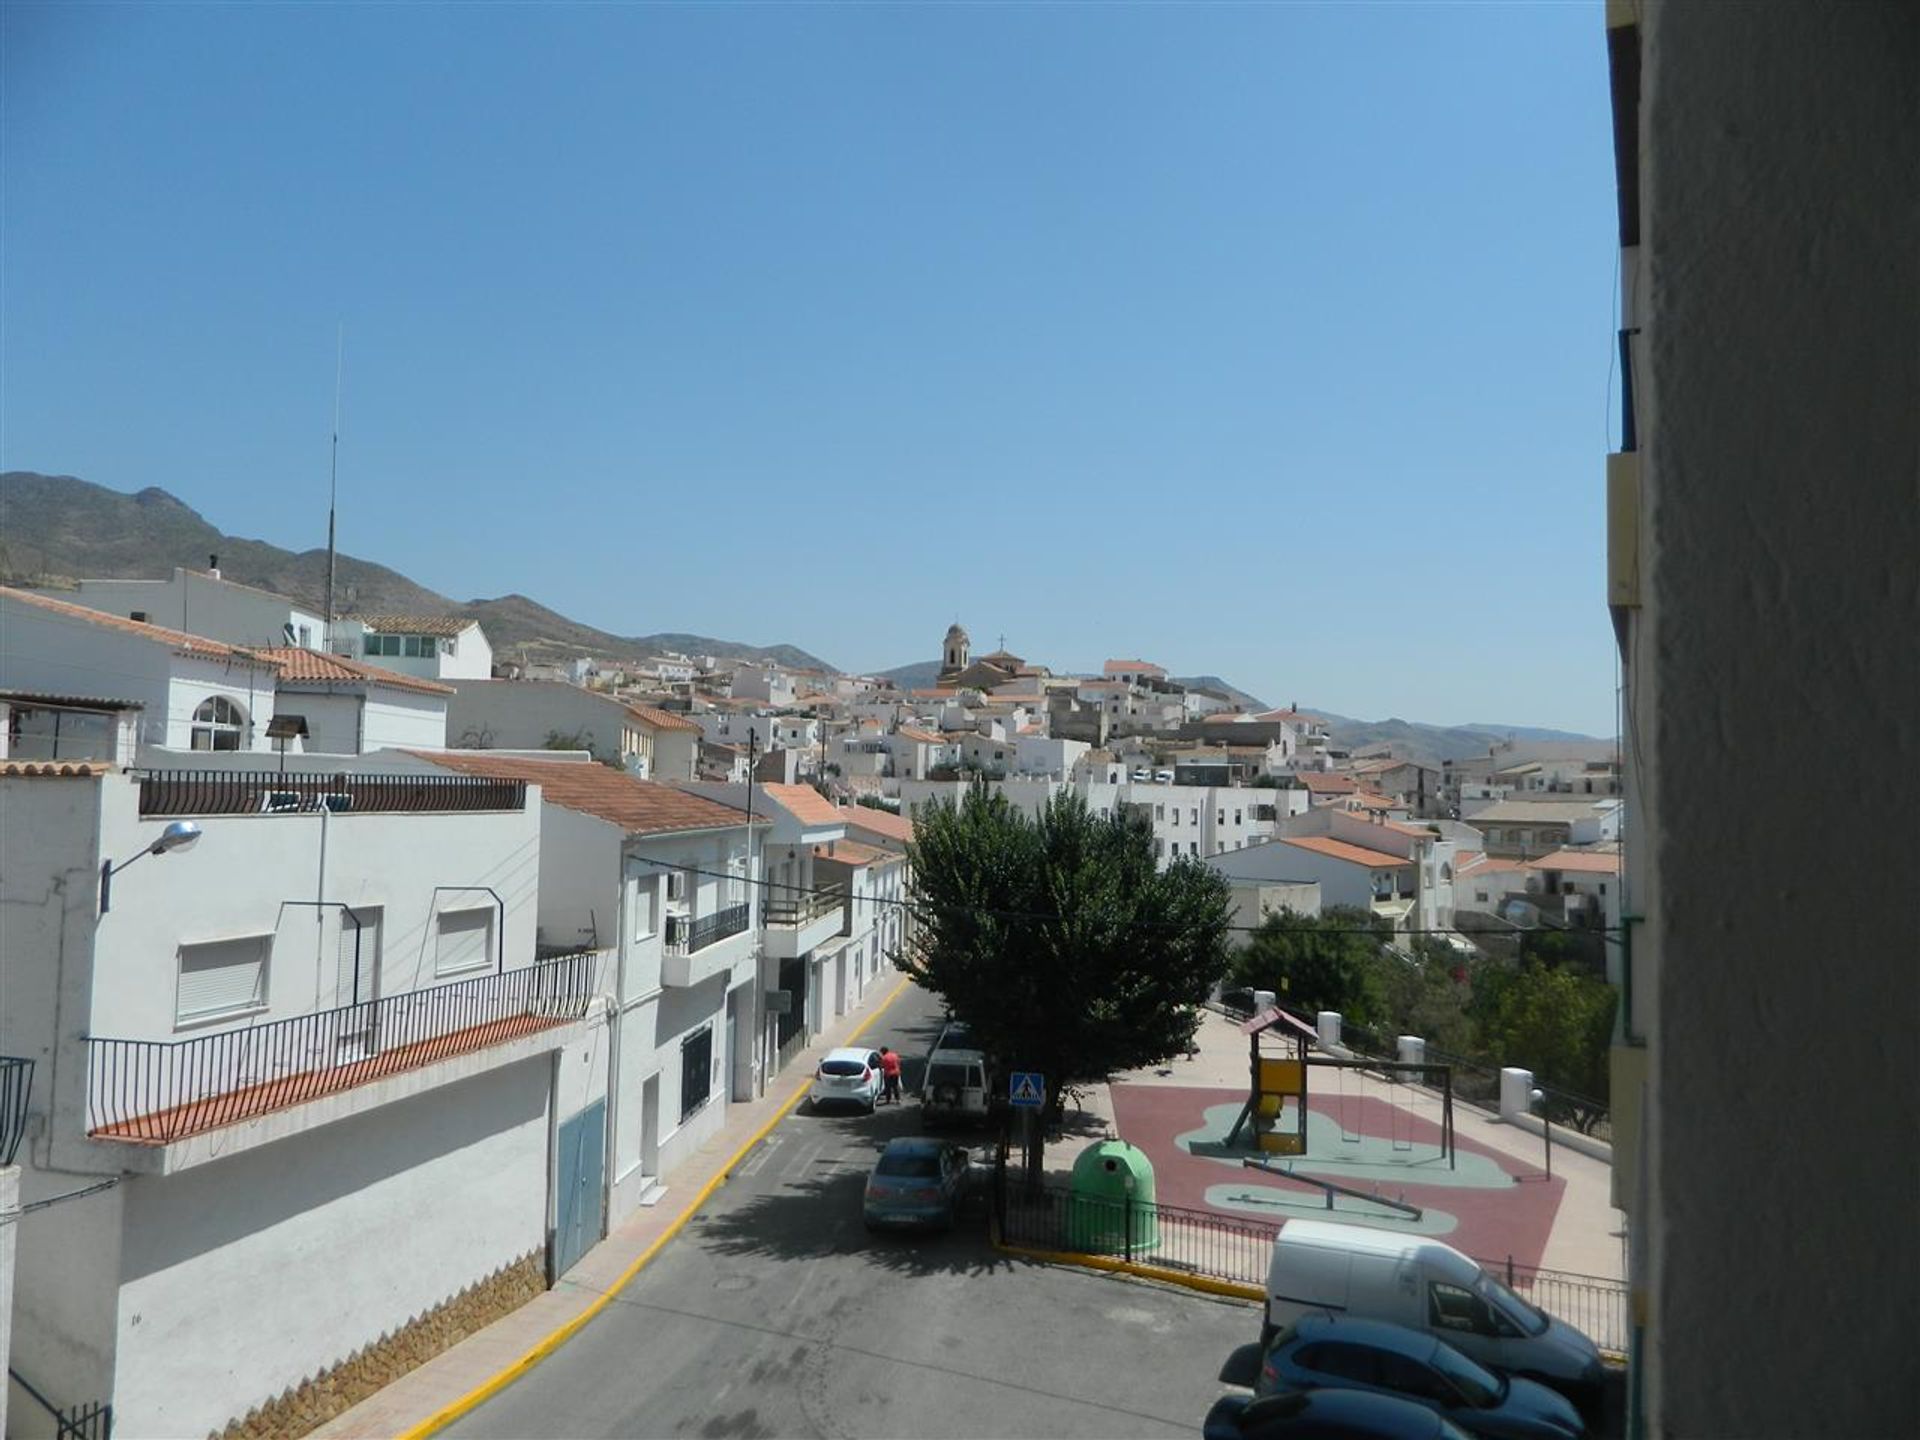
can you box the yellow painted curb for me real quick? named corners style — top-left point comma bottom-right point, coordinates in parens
top-left (397, 976), bottom-right (912, 1440)
top-left (993, 1235), bottom-right (1264, 1303)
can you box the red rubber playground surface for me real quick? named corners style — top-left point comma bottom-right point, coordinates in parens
top-left (1108, 1083), bottom-right (1565, 1270)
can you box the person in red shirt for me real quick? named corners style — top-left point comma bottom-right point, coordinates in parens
top-left (879, 1047), bottom-right (903, 1105)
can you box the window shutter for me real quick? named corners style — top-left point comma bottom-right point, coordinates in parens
top-left (435, 908), bottom-right (493, 976)
top-left (177, 936), bottom-right (270, 1022)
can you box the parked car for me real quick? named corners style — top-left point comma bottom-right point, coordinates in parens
top-left (921, 1046), bottom-right (993, 1126)
top-left (1222, 1316), bottom-right (1585, 1440)
top-left (862, 1136), bottom-right (971, 1231)
top-left (1203, 1388), bottom-right (1476, 1440)
top-left (1260, 1221), bottom-right (1604, 1411)
top-left (810, 1047), bottom-right (883, 1113)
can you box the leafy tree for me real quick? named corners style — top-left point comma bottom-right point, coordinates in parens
top-left (1468, 958), bottom-right (1616, 1132)
top-left (1229, 906), bottom-right (1390, 1029)
top-left (1369, 938), bottom-right (1476, 1056)
top-left (897, 783), bottom-right (1233, 1177)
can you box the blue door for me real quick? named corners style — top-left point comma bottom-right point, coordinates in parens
top-left (554, 1099), bottom-right (606, 1279)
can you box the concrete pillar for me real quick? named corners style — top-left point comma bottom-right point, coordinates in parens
top-left (0, 1165), bottom-right (16, 1440)
top-left (1316, 1011), bottom-right (1343, 1050)
top-left (1499, 1066), bottom-right (1535, 1122)
top-left (1397, 1035), bottom-right (1426, 1072)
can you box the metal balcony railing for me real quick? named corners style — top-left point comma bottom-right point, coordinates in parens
top-left (665, 903), bottom-right (751, 955)
top-left (85, 952), bottom-right (597, 1144)
top-left (765, 884), bottom-right (845, 927)
top-left (132, 768), bottom-right (527, 817)
top-left (1, 1055), bottom-right (33, 1164)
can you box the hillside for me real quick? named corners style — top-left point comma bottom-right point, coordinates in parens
top-left (1315, 714), bottom-right (1612, 767)
top-left (0, 471), bottom-right (832, 671)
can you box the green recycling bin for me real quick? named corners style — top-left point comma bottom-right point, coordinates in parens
top-left (1066, 1139), bottom-right (1158, 1256)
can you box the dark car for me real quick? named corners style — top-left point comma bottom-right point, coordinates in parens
top-left (862, 1136), bottom-right (972, 1231)
top-left (1203, 1389), bottom-right (1476, 1440)
top-left (1224, 1316), bottom-right (1585, 1440)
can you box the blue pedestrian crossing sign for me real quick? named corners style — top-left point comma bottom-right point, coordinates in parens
top-left (1009, 1072), bottom-right (1045, 1108)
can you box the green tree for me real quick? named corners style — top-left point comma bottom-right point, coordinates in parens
top-left (1369, 938), bottom-right (1476, 1056)
top-left (897, 783), bottom-right (1233, 1176)
top-left (1468, 958), bottom-right (1616, 1132)
top-left (1229, 906), bottom-right (1390, 1029)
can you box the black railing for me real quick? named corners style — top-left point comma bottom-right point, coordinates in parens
top-left (667, 903), bottom-right (751, 955)
top-left (8, 1368), bottom-right (112, 1440)
top-left (86, 952), bottom-right (597, 1143)
top-left (766, 884), bottom-right (844, 926)
top-left (132, 768), bottom-right (527, 817)
top-left (1, 1055), bottom-right (32, 1164)
top-left (993, 1173), bottom-right (1628, 1357)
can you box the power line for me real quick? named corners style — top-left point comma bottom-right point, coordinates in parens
top-left (0, 1176), bottom-right (121, 1227)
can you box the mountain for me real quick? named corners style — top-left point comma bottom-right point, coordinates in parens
top-left (0, 472), bottom-right (833, 671)
top-left (1312, 713), bottom-right (1612, 768)
top-left (875, 661), bottom-right (942, 690)
top-left (1171, 675), bottom-right (1270, 712)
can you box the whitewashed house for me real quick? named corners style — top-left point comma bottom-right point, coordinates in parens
top-left (54, 563), bottom-right (327, 651)
top-left (810, 839), bottom-right (906, 1022)
top-left (256, 646), bottom-right (452, 753)
top-left (342, 614), bottom-right (493, 683)
top-left (1, 759), bottom-right (604, 1440)
top-left (444, 678), bottom-right (700, 779)
top-left (1, 586), bottom-right (284, 754)
top-left (728, 667), bottom-right (796, 707)
top-left (0, 690), bottom-right (143, 764)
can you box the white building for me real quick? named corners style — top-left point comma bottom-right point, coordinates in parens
top-left (1460, 797), bottom-right (1623, 857)
top-left (1198, 844), bottom-right (1324, 937)
top-left (729, 667), bottom-right (796, 708)
top-left (1, 586), bottom-right (285, 754)
top-left (1, 760), bottom-right (603, 1440)
top-left (694, 711), bottom-right (819, 766)
top-left (53, 564), bottom-right (327, 652)
top-left (445, 678), bottom-right (700, 779)
top-left (256, 646), bottom-right (452, 754)
top-left (343, 614), bottom-right (494, 683)
top-left (810, 839), bottom-right (907, 1025)
top-left (0, 690), bottom-right (143, 765)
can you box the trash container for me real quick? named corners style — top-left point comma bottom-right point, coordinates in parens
top-left (1066, 1139), bottom-right (1158, 1256)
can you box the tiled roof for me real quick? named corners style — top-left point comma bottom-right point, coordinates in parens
top-left (1103, 659), bottom-right (1165, 674)
top-left (1464, 799), bottom-right (1618, 824)
top-left (1278, 835), bottom-right (1413, 869)
top-left (0, 761), bottom-right (114, 777)
top-left (0, 689), bottom-right (144, 711)
top-left (352, 614), bottom-right (475, 637)
top-left (762, 782), bottom-right (845, 827)
top-left (1201, 713), bottom-right (1249, 724)
top-left (895, 727), bottom-right (946, 745)
top-left (1256, 708), bottom-right (1324, 725)
top-left (813, 839), bottom-right (899, 869)
top-left (1299, 773), bottom-right (1358, 794)
top-left (1528, 848), bottom-right (1622, 874)
top-left (837, 805), bottom-right (914, 844)
top-left (625, 703), bottom-right (700, 733)
top-left (1, 586), bottom-right (280, 668)
top-left (1348, 790), bottom-right (1398, 810)
top-left (259, 648), bottom-right (455, 696)
top-left (409, 752), bottom-right (764, 835)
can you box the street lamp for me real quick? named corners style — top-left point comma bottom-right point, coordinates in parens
top-left (99, 820), bottom-right (202, 914)
top-left (1530, 1085), bottom-right (1553, 1181)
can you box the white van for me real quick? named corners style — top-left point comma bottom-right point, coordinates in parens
top-left (1262, 1220), bottom-right (1604, 1409)
top-left (921, 1047), bottom-right (993, 1127)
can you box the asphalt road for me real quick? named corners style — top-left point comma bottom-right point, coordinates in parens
top-left (446, 986), bottom-right (1257, 1440)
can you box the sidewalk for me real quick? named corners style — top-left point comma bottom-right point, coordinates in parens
top-left (313, 975), bottom-right (911, 1440)
top-left (1054, 1006), bottom-right (1626, 1282)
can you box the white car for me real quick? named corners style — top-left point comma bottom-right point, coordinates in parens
top-left (810, 1047), bottom-right (884, 1113)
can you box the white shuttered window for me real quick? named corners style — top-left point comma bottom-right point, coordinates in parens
top-left (435, 907), bottom-right (494, 977)
top-left (177, 935), bottom-right (271, 1023)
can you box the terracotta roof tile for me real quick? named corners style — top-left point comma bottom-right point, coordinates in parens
top-left (625, 702), bottom-right (700, 733)
top-left (259, 647), bottom-right (454, 696)
top-left (894, 727), bottom-right (946, 745)
top-left (352, 614), bottom-right (476, 637)
top-left (1527, 848), bottom-right (1622, 874)
top-left (409, 752), bottom-right (764, 835)
top-left (837, 805), bottom-right (913, 843)
top-left (1278, 835), bottom-right (1413, 869)
top-left (0, 761), bottom-right (114, 777)
top-left (763, 782), bottom-right (844, 827)
top-left (813, 839), bottom-right (899, 869)
top-left (1103, 659), bottom-right (1165, 674)
top-left (1299, 772), bottom-right (1358, 794)
top-left (0, 689), bottom-right (144, 711)
top-left (1, 586), bottom-right (279, 667)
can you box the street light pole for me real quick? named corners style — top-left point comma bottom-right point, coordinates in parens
top-left (1531, 1086), bottom-right (1552, 1180)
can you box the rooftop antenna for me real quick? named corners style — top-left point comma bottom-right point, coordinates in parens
top-left (324, 324), bottom-right (343, 650)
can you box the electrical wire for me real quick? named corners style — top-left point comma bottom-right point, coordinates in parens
top-left (0, 1176), bottom-right (121, 1226)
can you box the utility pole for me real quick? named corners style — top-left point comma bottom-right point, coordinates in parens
top-left (323, 325), bottom-right (343, 650)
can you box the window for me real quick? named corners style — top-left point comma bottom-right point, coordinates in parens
top-left (1234, 809), bottom-right (1242, 825)
top-left (177, 934), bottom-right (271, 1024)
top-left (404, 634), bottom-right (435, 658)
top-left (629, 876), bottom-right (656, 940)
top-left (1171, 810), bottom-right (1180, 827)
top-left (1154, 839), bottom-right (1164, 858)
top-left (363, 633), bottom-right (403, 657)
top-left (434, 907), bottom-right (494, 976)
top-left (681, 1025), bottom-right (713, 1120)
top-left (1307, 1342), bottom-right (1382, 1386)
top-left (1217, 810), bottom-right (1224, 825)
top-left (1155, 804), bottom-right (1165, 820)
top-left (130, 610), bottom-right (148, 622)
top-left (1190, 808), bottom-right (1198, 824)
top-left (297, 624), bottom-right (313, 647)
top-left (190, 695), bottom-right (247, 751)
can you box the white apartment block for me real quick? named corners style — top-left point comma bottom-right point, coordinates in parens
top-left (445, 678), bottom-right (699, 779)
top-left (728, 667), bottom-right (796, 707)
top-left (1, 760), bottom-right (602, 1439)
top-left (53, 564), bottom-right (327, 652)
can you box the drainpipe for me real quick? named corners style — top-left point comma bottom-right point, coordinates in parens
top-left (601, 842), bottom-right (629, 1225)
top-left (316, 803), bottom-right (331, 1010)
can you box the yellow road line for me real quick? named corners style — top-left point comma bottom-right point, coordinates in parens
top-left (992, 1234), bottom-right (1264, 1303)
top-left (398, 976), bottom-right (913, 1440)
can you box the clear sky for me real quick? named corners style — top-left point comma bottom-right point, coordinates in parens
top-left (2, 2), bottom-right (1620, 735)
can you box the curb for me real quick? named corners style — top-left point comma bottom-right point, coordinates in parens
top-left (395, 976), bottom-right (912, 1440)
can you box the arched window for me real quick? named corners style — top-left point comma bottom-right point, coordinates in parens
top-left (191, 696), bottom-right (247, 751)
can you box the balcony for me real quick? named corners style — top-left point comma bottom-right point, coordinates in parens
top-left (662, 902), bottom-right (753, 988)
top-left (764, 882), bottom-right (846, 960)
top-left (133, 768), bottom-right (527, 817)
top-left (85, 953), bottom-right (596, 1145)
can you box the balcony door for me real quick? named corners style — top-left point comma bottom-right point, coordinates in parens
top-left (335, 906), bottom-right (383, 1062)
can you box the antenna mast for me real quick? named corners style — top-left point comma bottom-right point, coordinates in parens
top-left (324, 325), bottom-right (343, 649)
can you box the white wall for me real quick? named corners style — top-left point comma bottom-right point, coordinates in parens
top-left (111, 1059), bottom-right (551, 1438)
top-left (362, 690), bottom-right (452, 750)
top-left (69, 570), bottom-right (322, 651)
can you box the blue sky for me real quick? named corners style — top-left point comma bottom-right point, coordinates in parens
top-left (2, 2), bottom-right (1619, 734)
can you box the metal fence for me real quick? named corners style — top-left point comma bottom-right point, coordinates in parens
top-left (86, 951), bottom-right (597, 1143)
top-left (766, 884), bottom-right (844, 927)
top-left (132, 768), bottom-right (527, 817)
top-left (0, 1055), bottom-right (32, 1164)
top-left (994, 1172), bottom-right (1629, 1357)
top-left (8, 1368), bottom-right (112, 1440)
top-left (667, 902), bottom-right (751, 955)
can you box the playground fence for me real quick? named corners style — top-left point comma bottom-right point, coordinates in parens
top-left (993, 1169), bottom-right (1630, 1357)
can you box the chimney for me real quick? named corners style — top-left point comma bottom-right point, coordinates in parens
top-left (208, 553), bottom-right (221, 579)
